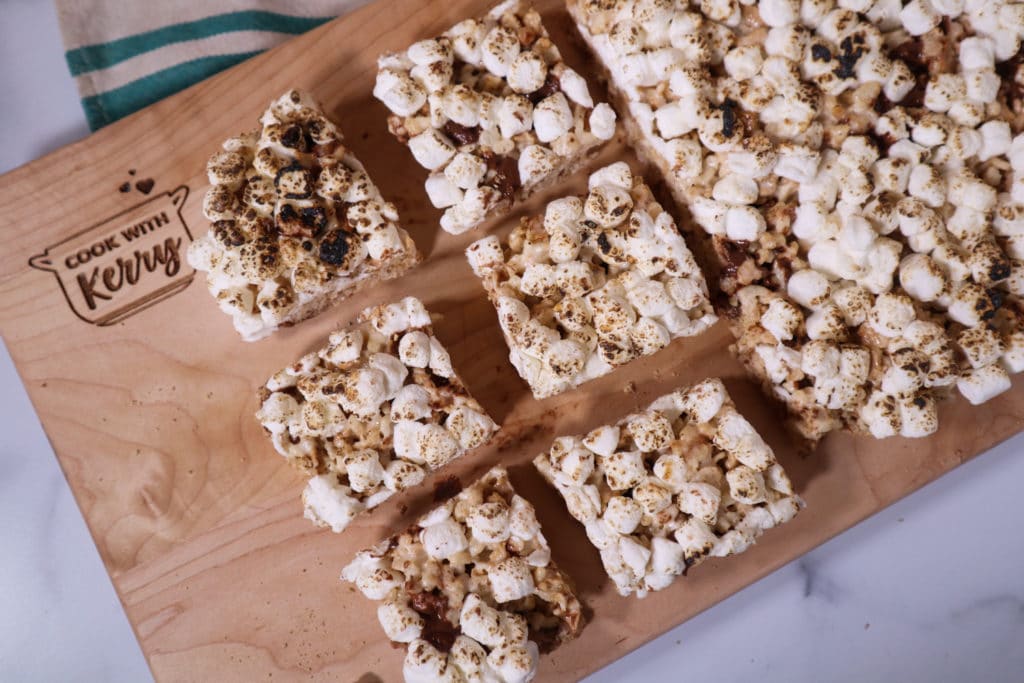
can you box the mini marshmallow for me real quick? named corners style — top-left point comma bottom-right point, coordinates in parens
top-left (899, 254), bottom-right (946, 302)
top-left (760, 0), bottom-right (800, 27)
top-left (868, 292), bottom-right (917, 338)
top-left (725, 45), bottom-right (765, 81)
top-left (444, 152), bottom-right (487, 190)
top-left (559, 66), bottom-right (594, 108)
top-left (590, 102), bottom-right (617, 140)
top-left (885, 61), bottom-right (917, 102)
top-left (978, 120), bottom-right (1012, 161)
top-left (481, 25), bottom-right (520, 77)
top-left (960, 37), bottom-right (995, 70)
top-left (775, 145), bottom-right (821, 183)
top-left (958, 326), bottom-right (1003, 369)
top-left (408, 129), bottom-right (455, 170)
top-left (534, 92), bottom-right (574, 143)
top-left (725, 206), bottom-right (768, 241)
top-left (713, 174), bottom-right (760, 204)
top-left (957, 365), bottom-right (1012, 405)
top-left (583, 425), bottom-right (621, 457)
top-left (489, 557), bottom-right (535, 602)
top-left (760, 298), bottom-right (803, 342)
top-left (378, 600), bottom-right (424, 643)
top-left (787, 268), bottom-right (832, 309)
top-left (507, 50), bottom-right (548, 94)
top-left (678, 481), bottom-right (723, 524)
top-left (603, 450), bottom-right (647, 491)
top-left (604, 495), bottom-right (644, 534)
top-left (518, 144), bottom-right (559, 187)
top-left (375, 69), bottom-right (428, 116)
top-left (901, 0), bottom-right (940, 35)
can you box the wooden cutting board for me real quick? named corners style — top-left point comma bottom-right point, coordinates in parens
top-left (0, 1), bottom-right (1021, 680)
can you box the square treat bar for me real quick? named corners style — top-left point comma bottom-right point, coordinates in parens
top-left (373, 0), bottom-right (617, 234)
top-left (187, 90), bottom-right (421, 341)
top-left (568, 0), bottom-right (1024, 441)
top-left (534, 378), bottom-right (802, 597)
top-left (342, 465), bottom-right (583, 683)
top-left (466, 162), bottom-right (716, 398)
top-left (256, 297), bottom-right (498, 534)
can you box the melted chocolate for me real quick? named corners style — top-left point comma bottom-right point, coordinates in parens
top-left (528, 72), bottom-right (561, 104)
top-left (409, 591), bottom-right (458, 652)
top-left (442, 120), bottom-right (481, 146)
top-left (486, 154), bottom-right (521, 201)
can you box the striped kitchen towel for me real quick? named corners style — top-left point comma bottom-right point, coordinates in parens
top-left (57, 0), bottom-right (371, 130)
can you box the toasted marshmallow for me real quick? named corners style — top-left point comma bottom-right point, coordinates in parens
top-left (408, 129), bottom-right (456, 170)
top-left (487, 642), bottom-right (539, 683)
top-left (421, 518), bottom-right (469, 559)
top-left (507, 50), bottom-right (548, 94)
top-left (590, 102), bottom-right (618, 140)
top-left (958, 365), bottom-right (1012, 405)
top-left (868, 292), bottom-right (916, 338)
top-left (534, 92), bottom-right (574, 143)
top-left (378, 600), bottom-right (424, 643)
top-left (489, 557), bottom-right (535, 602)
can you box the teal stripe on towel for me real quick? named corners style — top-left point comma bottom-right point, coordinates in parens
top-left (81, 51), bottom-right (262, 130)
top-left (66, 10), bottom-right (330, 76)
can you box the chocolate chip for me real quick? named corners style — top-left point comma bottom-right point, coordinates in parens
top-left (135, 178), bottom-right (154, 194)
top-left (118, 182), bottom-right (131, 193)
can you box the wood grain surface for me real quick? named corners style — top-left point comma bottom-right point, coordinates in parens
top-left (0, 1), bottom-right (1021, 680)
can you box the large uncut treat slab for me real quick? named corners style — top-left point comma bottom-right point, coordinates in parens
top-left (569, 0), bottom-right (1024, 441)
top-left (188, 90), bottom-right (421, 340)
top-left (256, 296), bottom-right (498, 533)
top-left (342, 465), bottom-right (584, 683)
top-left (373, 0), bottom-right (618, 234)
top-left (534, 378), bottom-right (802, 597)
top-left (466, 161), bottom-right (716, 398)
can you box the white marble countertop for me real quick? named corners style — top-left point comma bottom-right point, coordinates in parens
top-left (1, 1), bottom-right (1022, 680)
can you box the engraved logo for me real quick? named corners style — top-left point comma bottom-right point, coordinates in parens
top-left (29, 186), bottom-right (194, 326)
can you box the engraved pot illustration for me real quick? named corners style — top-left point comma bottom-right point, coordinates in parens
top-left (29, 186), bottom-right (194, 326)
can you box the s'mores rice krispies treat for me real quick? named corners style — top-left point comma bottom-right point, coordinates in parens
top-left (569, 0), bottom-right (1024, 440)
top-left (534, 378), bottom-right (802, 597)
top-left (187, 90), bottom-right (421, 341)
top-left (256, 297), bottom-right (498, 534)
top-left (342, 465), bottom-right (583, 683)
top-left (373, 0), bottom-right (618, 234)
top-left (466, 162), bottom-right (717, 399)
